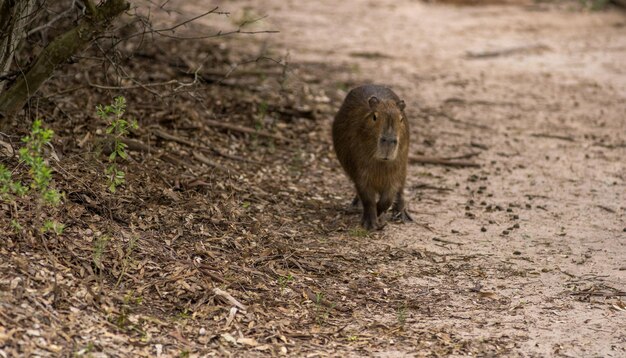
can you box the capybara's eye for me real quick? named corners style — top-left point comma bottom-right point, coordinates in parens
top-left (372, 114), bottom-right (377, 121)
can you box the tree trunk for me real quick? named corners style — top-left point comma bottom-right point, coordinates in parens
top-left (0, 0), bottom-right (129, 124)
top-left (0, 0), bottom-right (36, 91)
top-left (613, 0), bottom-right (626, 7)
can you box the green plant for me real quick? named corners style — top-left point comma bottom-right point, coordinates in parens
top-left (19, 119), bottom-right (62, 205)
top-left (0, 165), bottom-right (27, 198)
top-left (10, 220), bottom-right (22, 231)
top-left (74, 341), bottom-right (95, 356)
top-left (579, 0), bottom-right (610, 10)
top-left (114, 290), bottom-right (143, 330)
top-left (42, 220), bottom-right (65, 235)
top-left (2, 120), bottom-right (64, 235)
top-left (349, 227), bottom-right (369, 238)
top-left (396, 304), bottom-right (407, 327)
top-left (96, 96), bottom-right (138, 193)
top-left (177, 308), bottom-right (191, 320)
top-left (115, 235), bottom-right (138, 288)
top-left (313, 292), bottom-right (333, 326)
top-left (277, 273), bottom-right (294, 293)
top-left (93, 235), bottom-right (109, 271)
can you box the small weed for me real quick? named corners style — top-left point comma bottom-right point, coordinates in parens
top-left (114, 291), bottom-right (143, 330)
top-left (258, 101), bottom-right (269, 120)
top-left (314, 292), bottom-right (333, 326)
top-left (75, 341), bottom-right (95, 356)
top-left (96, 96), bottom-right (138, 193)
top-left (41, 220), bottom-right (64, 235)
top-left (289, 150), bottom-right (305, 176)
top-left (0, 165), bottom-right (27, 198)
top-left (579, 0), bottom-right (610, 10)
top-left (177, 308), bottom-right (191, 320)
top-left (315, 292), bottom-right (324, 304)
top-left (10, 220), bottom-right (22, 232)
top-left (93, 235), bottom-right (109, 271)
top-left (347, 335), bottom-right (358, 342)
top-left (396, 304), bottom-right (407, 327)
top-left (277, 274), bottom-right (294, 293)
top-left (349, 227), bottom-right (369, 238)
top-left (336, 82), bottom-right (350, 92)
top-left (115, 235), bottom-right (138, 288)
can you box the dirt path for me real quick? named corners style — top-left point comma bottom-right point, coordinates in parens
top-left (210, 1), bottom-right (626, 356)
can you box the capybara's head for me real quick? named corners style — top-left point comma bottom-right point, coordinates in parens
top-left (366, 96), bottom-right (407, 161)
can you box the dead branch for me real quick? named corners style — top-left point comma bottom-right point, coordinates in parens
top-left (27, 0), bottom-right (78, 36)
top-left (204, 118), bottom-right (291, 143)
top-left (152, 128), bottom-right (197, 148)
top-left (115, 8), bottom-right (276, 47)
top-left (151, 127), bottom-right (260, 166)
top-left (160, 153), bottom-right (194, 169)
top-left (85, 65), bottom-right (201, 95)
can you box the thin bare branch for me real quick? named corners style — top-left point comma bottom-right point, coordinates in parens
top-left (27, 0), bottom-right (78, 36)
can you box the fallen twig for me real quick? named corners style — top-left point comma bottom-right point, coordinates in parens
top-left (530, 133), bottom-right (575, 142)
top-left (443, 152), bottom-right (482, 160)
top-left (592, 141), bottom-right (626, 149)
top-left (410, 156), bottom-right (480, 168)
top-left (412, 183), bottom-right (452, 192)
top-left (466, 44), bottom-right (549, 59)
top-left (432, 237), bottom-right (463, 245)
top-left (193, 151), bottom-right (232, 172)
top-left (596, 205), bottom-right (615, 213)
top-left (213, 287), bottom-right (247, 310)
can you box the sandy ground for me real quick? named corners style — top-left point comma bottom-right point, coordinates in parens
top-left (203, 1), bottom-right (626, 356)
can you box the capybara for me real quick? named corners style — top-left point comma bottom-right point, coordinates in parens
top-left (332, 84), bottom-right (412, 230)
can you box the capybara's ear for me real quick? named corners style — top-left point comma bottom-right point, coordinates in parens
top-left (368, 96), bottom-right (380, 110)
top-left (397, 100), bottom-right (406, 111)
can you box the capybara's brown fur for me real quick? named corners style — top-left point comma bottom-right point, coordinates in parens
top-left (332, 84), bottom-right (412, 230)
